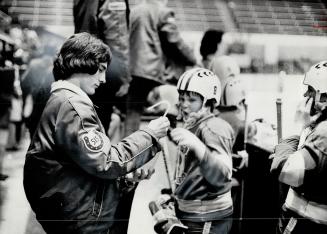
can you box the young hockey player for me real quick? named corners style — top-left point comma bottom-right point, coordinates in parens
top-left (270, 60), bottom-right (327, 234)
top-left (170, 67), bottom-right (234, 234)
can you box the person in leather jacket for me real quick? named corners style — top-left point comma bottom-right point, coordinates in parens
top-left (23, 32), bottom-right (170, 234)
top-left (125, 0), bottom-right (196, 137)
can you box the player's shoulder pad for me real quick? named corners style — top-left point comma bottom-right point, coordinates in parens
top-left (202, 116), bottom-right (235, 140)
top-left (308, 120), bottom-right (327, 154)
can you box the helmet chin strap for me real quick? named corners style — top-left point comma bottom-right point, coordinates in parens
top-left (182, 98), bottom-right (210, 129)
top-left (314, 91), bottom-right (327, 110)
top-left (194, 97), bottom-right (209, 118)
top-left (201, 97), bottom-right (207, 109)
top-left (312, 91), bottom-right (327, 120)
top-left (315, 90), bottom-right (321, 104)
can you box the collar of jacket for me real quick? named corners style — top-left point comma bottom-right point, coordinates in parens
top-left (50, 80), bottom-right (93, 105)
top-left (185, 113), bottom-right (215, 131)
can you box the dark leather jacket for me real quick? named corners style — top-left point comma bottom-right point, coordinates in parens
top-left (23, 81), bottom-right (161, 233)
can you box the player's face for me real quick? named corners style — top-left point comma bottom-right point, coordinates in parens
top-left (304, 86), bottom-right (327, 115)
top-left (178, 92), bottom-right (203, 121)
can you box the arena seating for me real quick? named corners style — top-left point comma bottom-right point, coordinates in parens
top-left (228, 0), bottom-right (327, 36)
top-left (4, 0), bottom-right (326, 36)
top-left (2, 0), bottom-right (73, 26)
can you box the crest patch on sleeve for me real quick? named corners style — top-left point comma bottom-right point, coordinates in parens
top-left (83, 131), bottom-right (104, 151)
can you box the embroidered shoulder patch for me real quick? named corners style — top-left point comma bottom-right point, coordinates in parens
top-left (83, 131), bottom-right (104, 151)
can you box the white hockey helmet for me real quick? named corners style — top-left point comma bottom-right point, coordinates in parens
top-left (303, 61), bottom-right (327, 94)
top-left (220, 78), bottom-right (247, 106)
top-left (177, 67), bottom-right (221, 104)
top-left (209, 55), bottom-right (240, 91)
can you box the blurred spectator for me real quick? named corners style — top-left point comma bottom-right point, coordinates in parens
top-left (0, 66), bottom-right (15, 181)
top-left (0, 15), bottom-right (15, 180)
top-left (200, 29), bottom-right (224, 68)
top-left (6, 65), bottom-right (24, 151)
top-left (20, 43), bottom-right (58, 137)
top-left (73, 0), bottom-right (131, 133)
top-left (8, 15), bottom-right (41, 65)
top-left (18, 27), bottom-right (64, 139)
top-left (126, 0), bottom-right (196, 136)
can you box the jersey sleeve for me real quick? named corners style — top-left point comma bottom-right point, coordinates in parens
top-left (304, 121), bottom-right (327, 161)
top-left (270, 135), bottom-right (300, 176)
top-left (197, 119), bottom-right (234, 187)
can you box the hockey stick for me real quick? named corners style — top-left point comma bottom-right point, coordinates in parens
top-left (276, 71), bottom-right (285, 143)
top-left (147, 101), bottom-right (173, 190)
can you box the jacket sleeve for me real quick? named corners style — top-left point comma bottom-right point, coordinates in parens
top-left (302, 121), bottom-right (327, 175)
top-left (158, 8), bottom-right (197, 66)
top-left (270, 135), bottom-right (300, 176)
top-left (98, 0), bottom-right (131, 84)
top-left (54, 98), bottom-right (160, 179)
top-left (197, 121), bottom-right (234, 187)
top-left (271, 134), bottom-right (319, 187)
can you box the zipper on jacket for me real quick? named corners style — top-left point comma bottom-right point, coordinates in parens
top-left (92, 182), bottom-right (105, 219)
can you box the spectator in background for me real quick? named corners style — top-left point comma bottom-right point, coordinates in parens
top-left (0, 17), bottom-right (17, 180)
top-left (8, 15), bottom-right (41, 65)
top-left (23, 32), bottom-right (170, 234)
top-left (0, 66), bottom-right (15, 181)
top-left (126, 0), bottom-right (196, 136)
top-left (73, 0), bottom-right (131, 133)
top-left (6, 65), bottom-right (24, 151)
top-left (20, 41), bottom-right (59, 137)
top-left (200, 29), bottom-right (224, 69)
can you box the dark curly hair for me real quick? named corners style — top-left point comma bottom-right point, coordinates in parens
top-left (53, 32), bottom-right (111, 81)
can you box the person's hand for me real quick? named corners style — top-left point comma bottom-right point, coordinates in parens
top-left (170, 128), bottom-right (206, 160)
top-left (125, 168), bottom-right (155, 182)
top-left (115, 83), bottom-right (130, 97)
top-left (147, 117), bottom-right (170, 139)
top-left (236, 150), bottom-right (248, 169)
top-left (294, 97), bottom-right (322, 131)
